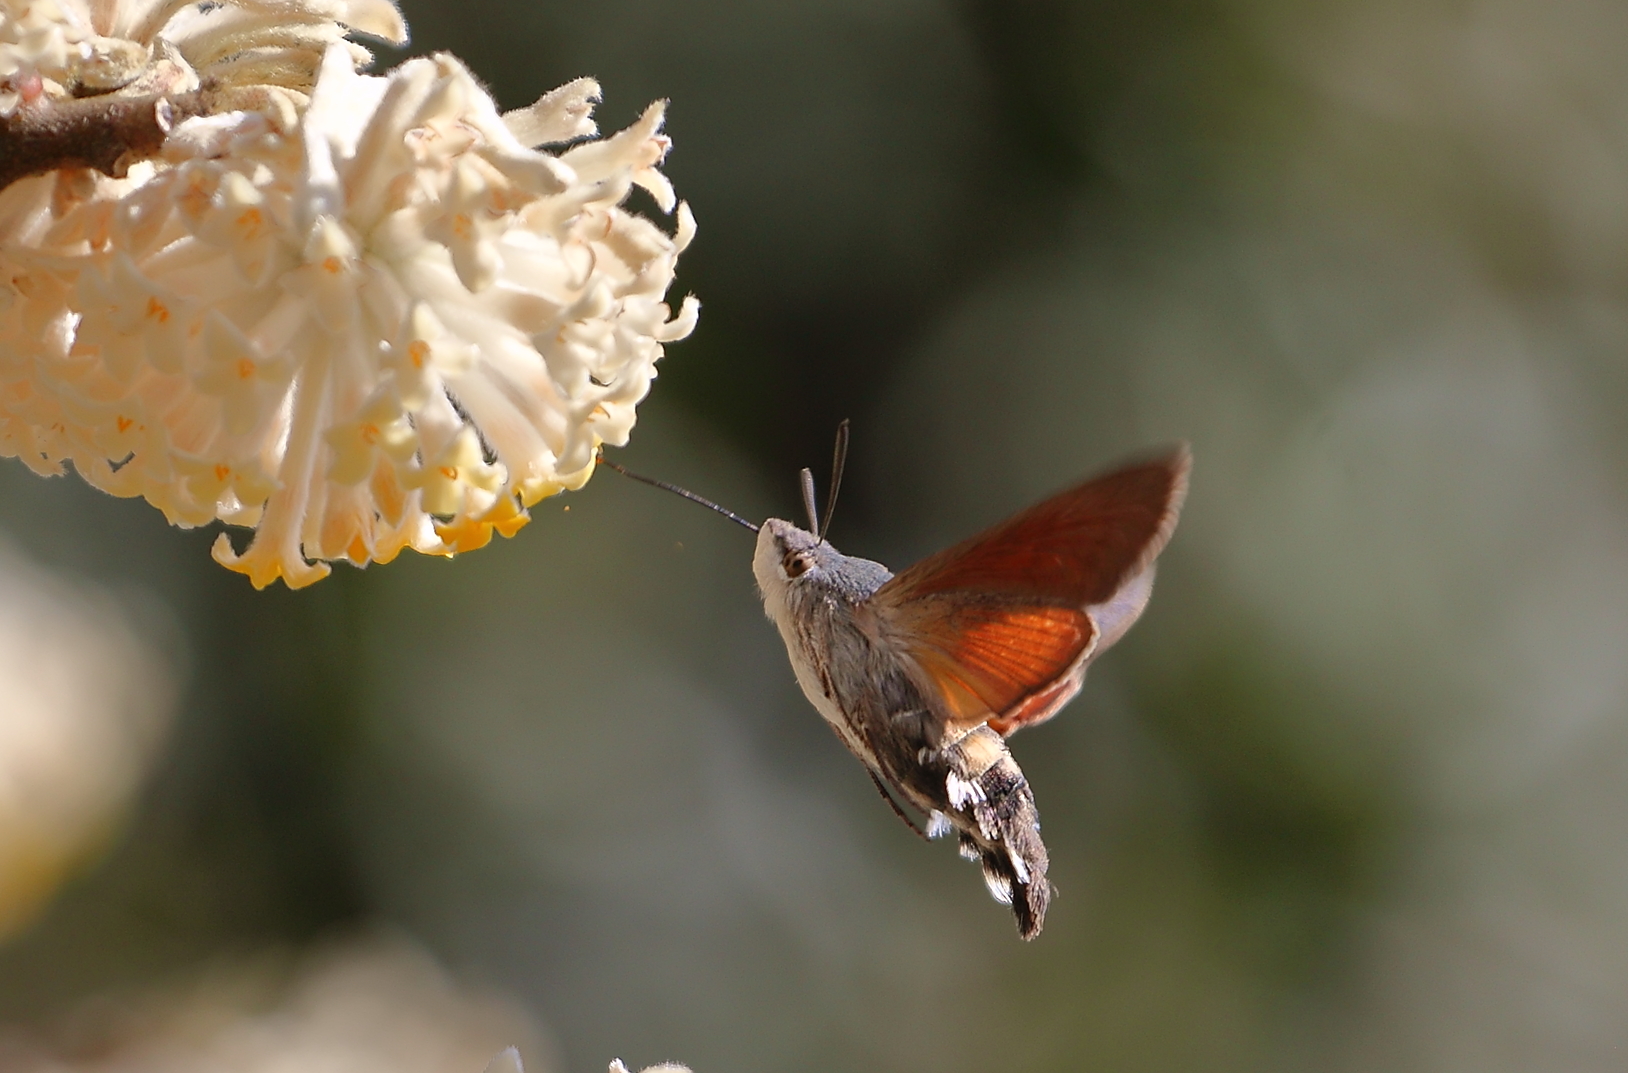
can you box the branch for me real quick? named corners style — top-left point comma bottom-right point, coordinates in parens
top-left (0, 90), bottom-right (208, 191)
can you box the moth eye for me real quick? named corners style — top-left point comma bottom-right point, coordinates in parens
top-left (782, 552), bottom-right (812, 578)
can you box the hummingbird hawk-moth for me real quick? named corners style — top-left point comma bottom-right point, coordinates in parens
top-left (607, 433), bottom-right (1189, 939)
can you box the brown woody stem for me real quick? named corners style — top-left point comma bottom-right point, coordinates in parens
top-left (0, 90), bottom-right (208, 191)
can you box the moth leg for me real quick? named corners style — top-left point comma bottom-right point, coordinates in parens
top-left (866, 769), bottom-right (929, 841)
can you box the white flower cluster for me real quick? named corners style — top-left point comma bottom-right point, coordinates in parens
top-left (0, 0), bottom-right (406, 121)
top-left (0, 1), bottom-right (696, 587)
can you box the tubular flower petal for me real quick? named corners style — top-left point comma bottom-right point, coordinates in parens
top-left (0, 35), bottom-right (696, 587)
top-left (0, 0), bottom-right (406, 123)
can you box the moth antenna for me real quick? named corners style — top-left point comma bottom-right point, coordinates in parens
top-left (800, 467), bottom-right (820, 535)
top-left (599, 457), bottom-right (760, 533)
top-left (819, 418), bottom-right (850, 542)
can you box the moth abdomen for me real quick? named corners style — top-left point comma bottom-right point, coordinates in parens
top-left (939, 726), bottom-right (1052, 940)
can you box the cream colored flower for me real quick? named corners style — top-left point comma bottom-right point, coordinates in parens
top-left (0, 35), bottom-right (697, 587)
top-left (608, 1061), bottom-right (692, 1073)
top-left (0, 0), bottom-right (406, 122)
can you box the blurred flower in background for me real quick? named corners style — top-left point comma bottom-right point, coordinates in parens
top-left (3, 0), bottom-right (1628, 1072)
top-left (0, 933), bottom-right (549, 1072)
top-left (0, 540), bottom-right (173, 941)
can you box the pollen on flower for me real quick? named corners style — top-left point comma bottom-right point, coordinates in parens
top-left (0, 6), bottom-right (698, 589)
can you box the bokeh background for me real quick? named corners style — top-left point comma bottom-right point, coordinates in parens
top-left (3, 0), bottom-right (1628, 1070)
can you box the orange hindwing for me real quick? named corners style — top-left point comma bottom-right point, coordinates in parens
top-left (867, 448), bottom-right (1189, 736)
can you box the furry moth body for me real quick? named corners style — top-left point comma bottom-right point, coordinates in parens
top-left (753, 448), bottom-right (1189, 939)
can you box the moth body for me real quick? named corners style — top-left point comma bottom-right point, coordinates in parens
top-left (754, 519), bottom-right (1052, 936)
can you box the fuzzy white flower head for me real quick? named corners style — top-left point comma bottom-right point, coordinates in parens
top-left (0, 35), bottom-right (696, 587)
top-left (0, 0), bottom-right (406, 120)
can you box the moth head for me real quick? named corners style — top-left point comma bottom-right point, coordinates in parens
top-left (754, 518), bottom-right (894, 618)
top-left (753, 518), bottom-right (828, 592)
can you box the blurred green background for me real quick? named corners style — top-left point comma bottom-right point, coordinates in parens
top-left (4, 0), bottom-right (1628, 1070)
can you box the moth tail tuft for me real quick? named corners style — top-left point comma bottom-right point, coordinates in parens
top-left (968, 750), bottom-right (1052, 939)
top-left (980, 825), bottom-right (1050, 940)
